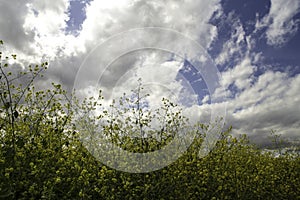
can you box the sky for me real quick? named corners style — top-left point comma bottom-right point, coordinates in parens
top-left (0, 0), bottom-right (299, 147)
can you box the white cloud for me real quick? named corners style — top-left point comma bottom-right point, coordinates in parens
top-left (211, 11), bottom-right (299, 144)
top-left (0, 0), bottom-right (221, 98)
top-left (0, 0), bottom-right (83, 68)
top-left (214, 19), bottom-right (259, 97)
top-left (215, 17), bottom-right (246, 65)
top-left (220, 56), bottom-right (256, 91)
top-left (0, 0), bottom-right (34, 51)
top-left (221, 71), bottom-right (300, 145)
top-left (256, 0), bottom-right (300, 47)
top-left (66, 0), bottom-right (222, 115)
top-left (1, 0), bottom-right (221, 87)
top-left (202, 95), bottom-right (210, 104)
top-left (24, 0), bottom-right (69, 35)
top-left (99, 50), bottom-right (189, 110)
top-left (23, 0), bottom-right (83, 60)
top-left (79, 0), bottom-right (220, 49)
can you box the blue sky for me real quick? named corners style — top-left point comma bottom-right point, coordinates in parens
top-left (0, 0), bottom-right (299, 147)
top-left (66, 0), bottom-right (92, 34)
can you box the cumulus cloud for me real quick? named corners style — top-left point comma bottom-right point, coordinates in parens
top-left (212, 51), bottom-right (299, 146)
top-left (1, 0), bottom-right (220, 93)
top-left (214, 42), bottom-right (299, 145)
top-left (0, 0), bottom-right (34, 51)
top-left (23, 0), bottom-right (84, 60)
top-left (0, 0), bottom-right (82, 69)
top-left (79, 0), bottom-right (219, 49)
top-left (211, 9), bottom-right (300, 145)
top-left (219, 56), bottom-right (256, 92)
top-left (215, 16), bottom-right (246, 66)
top-left (69, 0), bottom-right (221, 110)
top-left (24, 0), bottom-right (69, 35)
top-left (256, 0), bottom-right (300, 47)
top-left (99, 50), bottom-right (185, 103)
top-left (228, 72), bottom-right (300, 145)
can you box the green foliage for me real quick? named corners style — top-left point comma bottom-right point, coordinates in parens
top-left (0, 41), bottom-right (299, 199)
